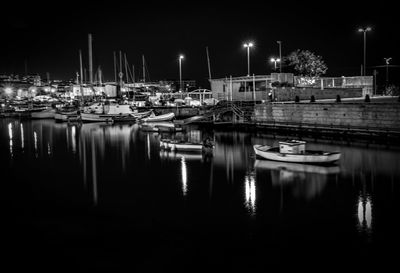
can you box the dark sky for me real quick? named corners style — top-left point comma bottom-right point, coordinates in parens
top-left (1, 1), bottom-right (399, 87)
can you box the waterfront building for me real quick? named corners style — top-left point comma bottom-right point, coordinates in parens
top-left (210, 73), bottom-right (374, 102)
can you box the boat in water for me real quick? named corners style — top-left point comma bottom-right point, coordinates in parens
top-left (160, 138), bottom-right (214, 153)
top-left (31, 108), bottom-right (56, 119)
top-left (140, 112), bottom-right (175, 122)
top-left (80, 102), bottom-right (135, 123)
top-left (253, 140), bottom-right (341, 164)
top-left (254, 159), bottom-right (340, 175)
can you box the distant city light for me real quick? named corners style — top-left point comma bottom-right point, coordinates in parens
top-left (4, 87), bottom-right (13, 94)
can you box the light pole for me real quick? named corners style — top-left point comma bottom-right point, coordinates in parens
top-left (277, 41), bottom-right (282, 73)
top-left (358, 27), bottom-right (372, 76)
top-left (179, 55), bottom-right (184, 92)
top-left (243, 42), bottom-right (254, 76)
top-left (384, 57), bottom-right (392, 86)
top-left (270, 58), bottom-right (281, 71)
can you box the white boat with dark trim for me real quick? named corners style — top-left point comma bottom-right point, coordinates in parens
top-left (254, 159), bottom-right (340, 174)
top-left (160, 138), bottom-right (214, 152)
top-left (141, 112), bottom-right (175, 122)
top-left (253, 140), bottom-right (341, 164)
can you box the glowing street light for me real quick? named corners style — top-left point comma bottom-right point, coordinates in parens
top-left (270, 57), bottom-right (281, 70)
top-left (358, 26), bottom-right (372, 76)
top-left (243, 42), bottom-right (254, 76)
top-left (179, 55), bottom-right (184, 92)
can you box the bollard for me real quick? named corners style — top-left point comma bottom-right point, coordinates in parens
top-left (365, 94), bottom-right (370, 102)
top-left (336, 95), bottom-right (341, 103)
top-left (310, 95), bottom-right (315, 103)
top-left (295, 96), bottom-right (300, 103)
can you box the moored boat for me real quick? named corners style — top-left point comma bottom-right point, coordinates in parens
top-left (253, 140), bottom-right (341, 164)
top-left (31, 108), bottom-right (56, 119)
top-left (141, 112), bottom-right (175, 122)
top-left (160, 138), bottom-right (214, 152)
top-left (254, 159), bottom-right (340, 174)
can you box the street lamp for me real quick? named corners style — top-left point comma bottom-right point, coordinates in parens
top-left (277, 41), bottom-right (282, 73)
top-left (243, 42), bottom-right (254, 76)
top-left (358, 26), bottom-right (372, 76)
top-left (270, 58), bottom-right (281, 70)
top-left (384, 57), bottom-right (392, 86)
top-left (179, 55), bottom-right (184, 92)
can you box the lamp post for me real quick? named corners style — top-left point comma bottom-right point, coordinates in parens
top-left (358, 27), bottom-right (372, 76)
top-left (243, 42), bottom-right (254, 76)
top-left (384, 57), bottom-right (392, 86)
top-left (277, 41), bottom-right (282, 73)
top-left (179, 55), bottom-right (184, 92)
top-left (270, 58), bottom-right (281, 71)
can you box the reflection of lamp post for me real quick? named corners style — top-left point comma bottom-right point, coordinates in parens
top-left (358, 26), bottom-right (372, 76)
top-left (277, 41), bottom-right (282, 72)
top-left (243, 42), bottom-right (254, 76)
top-left (270, 58), bottom-right (281, 70)
top-left (384, 57), bottom-right (392, 86)
top-left (179, 55), bottom-right (184, 92)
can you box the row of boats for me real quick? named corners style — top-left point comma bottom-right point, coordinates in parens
top-left (29, 102), bottom-right (176, 123)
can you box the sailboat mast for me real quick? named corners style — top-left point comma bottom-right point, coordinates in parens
top-left (79, 50), bottom-right (84, 85)
top-left (142, 55), bottom-right (146, 83)
top-left (88, 33), bottom-right (93, 84)
top-left (206, 46), bottom-right (212, 81)
top-left (124, 53), bottom-right (129, 83)
top-left (132, 65), bottom-right (135, 83)
top-left (119, 51), bottom-right (123, 86)
top-left (113, 51), bottom-right (117, 83)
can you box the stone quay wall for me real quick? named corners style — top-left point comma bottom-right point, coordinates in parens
top-left (253, 103), bottom-right (400, 130)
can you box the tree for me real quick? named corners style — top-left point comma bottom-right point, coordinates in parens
top-left (285, 49), bottom-right (328, 77)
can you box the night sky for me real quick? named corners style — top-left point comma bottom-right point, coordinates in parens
top-left (2, 1), bottom-right (399, 87)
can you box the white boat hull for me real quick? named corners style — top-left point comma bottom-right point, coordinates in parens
top-left (160, 140), bottom-right (204, 151)
top-left (31, 109), bottom-right (56, 119)
top-left (141, 112), bottom-right (175, 122)
top-left (254, 159), bottom-right (340, 174)
top-left (253, 145), bottom-right (341, 164)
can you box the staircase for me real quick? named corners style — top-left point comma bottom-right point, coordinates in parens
top-left (178, 101), bottom-right (255, 124)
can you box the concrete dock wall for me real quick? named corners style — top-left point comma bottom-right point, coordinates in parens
top-left (272, 87), bottom-right (364, 102)
top-left (253, 103), bottom-right (400, 129)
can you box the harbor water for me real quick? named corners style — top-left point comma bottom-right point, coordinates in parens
top-left (1, 119), bottom-right (400, 271)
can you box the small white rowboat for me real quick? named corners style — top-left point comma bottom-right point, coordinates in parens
top-left (254, 141), bottom-right (340, 164)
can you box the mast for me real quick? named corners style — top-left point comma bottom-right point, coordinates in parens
top-left (79, 50), bottom-right (84, 85)
top-left (124, 53), bottom-right (129, 83)
top-left (206, 46), bottom-right (212, 81)
top-left (113, 51), bottom-right (117, 83)
top-left (98, 66), bottom-right (102, 85)
top-left (142, 55), bottom-right (146, 82)
top-left (132, 65), bottom-right (135, 83)
top-left (119, 51), bottom-right (123, 86)
top-left (88, 33), bottom-right (93, 84)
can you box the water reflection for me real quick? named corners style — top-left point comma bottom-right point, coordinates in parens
top-left (357, 194), bottom-right (373, 233)
top-left (244, 172), bottom-right (256, 215)
top-left (8, 123), bottom-right (13, 157)
top-left (181, 156), bottom-right (188, 196)
top-left (20, 123), bottom-right (24, 150)
top-left (255, 159), bottom-right (339, 201)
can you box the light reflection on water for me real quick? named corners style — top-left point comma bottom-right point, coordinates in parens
top-left (1, 119), bottom-right (400, 251)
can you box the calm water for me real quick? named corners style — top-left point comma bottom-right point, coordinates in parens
top-left (1, 119), bottom-right (400, 272)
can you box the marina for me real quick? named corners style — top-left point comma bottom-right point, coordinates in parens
top-left (1, 2), bottom-right (399, 271)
